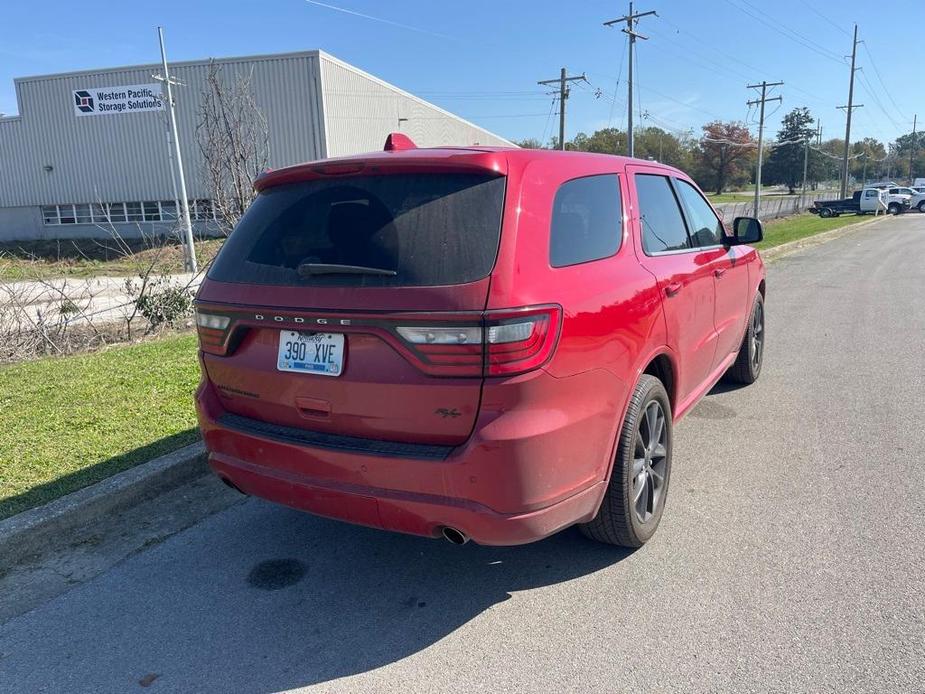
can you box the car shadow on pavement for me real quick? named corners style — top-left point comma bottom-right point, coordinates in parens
top-left (2, 499), bottom-right (632, 691)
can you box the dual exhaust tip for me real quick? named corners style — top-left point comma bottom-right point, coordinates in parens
top-left (441, 526), bottom-right (469, 545)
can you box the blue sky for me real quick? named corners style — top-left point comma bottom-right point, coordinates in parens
top-left (0, 0), bottom-right (918, 145)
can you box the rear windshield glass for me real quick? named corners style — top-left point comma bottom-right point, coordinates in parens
top-left (208, 173), bottom-right (506, 287)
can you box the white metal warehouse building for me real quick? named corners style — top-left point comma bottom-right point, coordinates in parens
top-left (0, 50), bottom-right (511, 241)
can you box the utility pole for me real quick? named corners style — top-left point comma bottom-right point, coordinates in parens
top-left (838, 24), bottom-right (861, 199)
top-left (746, 80), bottom-right (783, 218)
top-left (909, 113), bottom-right (917, 183)
top-left (604, 2), bottom-right (657, 158)
top-left (815, 122), bottom-right (823, 190)
top-left (537, 68), bottom-right (587, 150)
top-left (800, 135), bottom-right (810, 208)
top-left (154, 26), bottom-right (197, 274)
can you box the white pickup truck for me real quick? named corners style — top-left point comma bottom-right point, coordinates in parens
top-left (811, 187), bottom-right (911, 216)
top-left (886, 186), bottom-right (925, 212)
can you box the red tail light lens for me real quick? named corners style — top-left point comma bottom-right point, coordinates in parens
top-left (484, 306), bottom-right (560, 376)
top-left (195, 310), bottom-right (233, 355)
top-left (393, 305), bottom-right (561, 377)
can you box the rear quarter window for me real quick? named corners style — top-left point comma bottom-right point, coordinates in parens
top-left (208, 173), bottom-right (506, 287)
top-left (549, 174), bottom-right (622, 268)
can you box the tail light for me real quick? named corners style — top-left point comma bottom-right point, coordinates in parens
top-left (394, 305), bottom-right (561, 377)
top-left (194, 304), bottom-right (562, 377)
top-left (195, 310), bottom-right (234, 355)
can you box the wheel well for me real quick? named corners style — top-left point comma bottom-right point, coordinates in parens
top-left (758, 279), bottom-right (766, 298)
top-left (643, 355), bottom-right (675, 412)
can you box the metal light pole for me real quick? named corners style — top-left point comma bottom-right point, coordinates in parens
top-left (156, 26), bottom-right (197, 274)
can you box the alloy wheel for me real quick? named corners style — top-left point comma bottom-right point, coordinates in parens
top-left (631, 401), bottom-right (668, 524)
top-left (750, 301), bottom-right (764, 370)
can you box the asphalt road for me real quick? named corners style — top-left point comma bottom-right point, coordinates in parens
top-left (2, 215), bottom-right (923, 693)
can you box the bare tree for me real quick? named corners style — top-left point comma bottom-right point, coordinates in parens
top-left (196, 60), bottom-right (270, 233)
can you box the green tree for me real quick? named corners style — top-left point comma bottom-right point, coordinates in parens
top-left (762, 107), bottom-right (819, 194)
top-left (849, 137), bottom-right (887, 184)
top-left (633, 127), bottom-right (694, 170)
top-left (513, 137), bottom-right (545, 149)
top-left (890, 130), bottom-right (925, 181)
top-left (566, 128), bottom-right (626, 154)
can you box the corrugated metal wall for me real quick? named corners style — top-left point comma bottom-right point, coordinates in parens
top-left (0, 52), bottom-right (324, 207)
top-left (319, 53), bottom-right (512, 157)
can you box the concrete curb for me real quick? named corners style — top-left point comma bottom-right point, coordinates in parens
top-left (761, 214), bottom-right (892, 263)
top-left (0, 441), bottom-right (207, 572)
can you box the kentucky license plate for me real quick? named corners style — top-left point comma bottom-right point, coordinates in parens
top-left (276, 331), bottom-right (344, 377)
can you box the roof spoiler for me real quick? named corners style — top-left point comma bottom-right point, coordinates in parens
top-left (384, 132), bottom-right (417, 151)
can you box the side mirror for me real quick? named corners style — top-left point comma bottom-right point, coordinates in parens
top-left (728, 216), bottom-right (763, 245)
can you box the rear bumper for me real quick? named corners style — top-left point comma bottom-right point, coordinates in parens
top-left (208, 453), bottom-right (605, 545)
top-left (196, 368), bottom-right (623, 545)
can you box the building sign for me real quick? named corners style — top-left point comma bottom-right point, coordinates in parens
top-left (72, 84), bottom-right (164, 117)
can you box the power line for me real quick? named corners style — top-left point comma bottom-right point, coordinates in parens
top-left (859, 41), bottom-right (908, 123)
top-left (608, 32), bottom-right (629, 129)
top-left (855, 69), bottom-right (902, 132)
top-left (721, 0), bottom-right (844, 64)
top-left (645, 21), bottom-right (831, 110)
top-left (540, 96), bottom-right (558, 145)
top-left (802, 2), bottom-right (851, 35)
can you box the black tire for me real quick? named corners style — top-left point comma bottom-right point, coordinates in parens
top-left (819, 207), bottom-right (834, 218)
top-left (888, 202), bottom-right (901, 215)
top-left (580, 375), bottom-right (672, 547)
top-left (727, 292), bottom-right (765, 385)
top-left (917, 201), bottom-right (925, 212)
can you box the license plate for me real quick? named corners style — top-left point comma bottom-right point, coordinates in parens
top-left (277, 331), bottom-right (344, 377)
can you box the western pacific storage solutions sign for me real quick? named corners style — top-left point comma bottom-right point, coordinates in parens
top-left (73, 84), bottom-right (164, 116)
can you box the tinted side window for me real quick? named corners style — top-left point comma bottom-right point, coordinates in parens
top-left (675, 179), bottom-right (724, 247)
top-left (635, 174), bottom-right (691, 254)
top-left (549, 175), bottom-right (622, 267)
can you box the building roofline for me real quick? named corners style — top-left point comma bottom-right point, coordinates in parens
top-left (13, 49), bottom-right (324, 84)
top-left (317, 51), bottom-right (515, 147)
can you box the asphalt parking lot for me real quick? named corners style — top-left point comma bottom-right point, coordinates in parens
top-left (1, 215), bottom-right (923, 693)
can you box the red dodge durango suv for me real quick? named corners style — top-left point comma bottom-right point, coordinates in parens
top-left (194, 135), bottom-right (766, 547)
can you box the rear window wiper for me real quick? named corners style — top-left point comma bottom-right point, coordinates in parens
top-left (297, 262), bottom-right (397, 277)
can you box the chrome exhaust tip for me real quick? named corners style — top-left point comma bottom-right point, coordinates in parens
top-left (441, 527), bottom-right (469, 545)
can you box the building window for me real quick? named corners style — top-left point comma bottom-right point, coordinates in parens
top-left (58, 205), bottom-right (76, 224)
top-left (125, 202), bottom-right (143, 222)
top-left (42, 206), bottom-right (59, 225)
top-left (142, 201), bottom-right (161, 222)
top-left (191, 199), bottom-right (214, 221)
top-left (107, 203), bottom-right (127, 223)
top-left (40, 200), bottom-right (215, 225)
top-left (74, 204), bottom-right (92, 224)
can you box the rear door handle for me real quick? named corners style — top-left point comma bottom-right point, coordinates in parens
top-left (664, 281), bottom-right (682, 297)
top-left (714, 267), bottom-right (728, 278)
